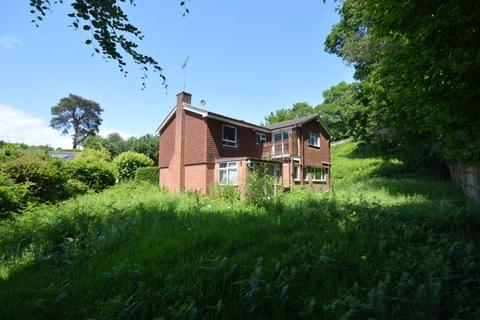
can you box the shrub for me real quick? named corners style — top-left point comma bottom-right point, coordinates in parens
top-left (244, 163), bottom-right (283, 205)
top-left (76, 147), bottom-right (112, 162)
top-left (113, 151), bottom-right (154, 180)
top-left (134, 166), bottom-right (159, 184)
top-left (1, 154), bottom-right (69, 203)
top-left (0, 171), bottom-right (30, 217)
top-left (66, 158), bottom-right (118, 192)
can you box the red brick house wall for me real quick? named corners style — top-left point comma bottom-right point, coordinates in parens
top-left (184, 111), bottom-right (208, 165)
top-left (301, 121), bottom-right (331, 167)
top-left (158, 92), bottom-right (332, 194)
top-left (206, 118), bottom-right (268, 161)
top-left (159, 117), bottom-right (176, 168)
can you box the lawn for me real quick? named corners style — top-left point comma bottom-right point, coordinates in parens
top-left (0, 142), bottom-right (479, 319)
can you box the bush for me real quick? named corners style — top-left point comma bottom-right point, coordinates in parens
top-left (113, 151), bottom-right (154, 180)
top-left (134, 166), bottom-right (159, 184)
top-left (66, 158), bottom-right (118, 192)
top-left (1, 154), bottom-right (69, 203)
top-left (244, 163), bottom-right (283, 205)
top-left (0, 172), bottom-right (30, 217)
top-left (76, 148), bottom-right (112, 162)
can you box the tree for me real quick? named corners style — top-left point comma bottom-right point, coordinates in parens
top-left (325, 0), bottom-right (480, 164)
top-left (29, 1), bottom-right (189, 87)
top-left (29, 1), bottom-right (183, 87)
top-left (315, 81), bottom-right (381, 143)
top-left (264, 102), bottom-right (315, 125)
top-left (50, 94), bottom-right (103, 150)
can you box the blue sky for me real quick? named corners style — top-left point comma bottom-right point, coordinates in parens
top-left (0, 0), bottom-right (353, 148)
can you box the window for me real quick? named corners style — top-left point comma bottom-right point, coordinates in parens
top-left (273, 131), bottom-right (289, 141)
top-left (256, 132), bottom-right (266, 145)
top-left (219, 162), bottom-right (238, 185)
top-left (303, 167), bottom-right (327, 182)
top-left (303, 167), bottom-right (310, 181)
top-left (222, 125), bottom-right (237, 147)
top-left (293, 165), bottom-right (300, 181)
top-left (309, 132), bottom-right (320, 147)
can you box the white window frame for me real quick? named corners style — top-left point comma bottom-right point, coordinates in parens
top-left (222, 125), bottom-right (237, 147)
top-left (256, 132), bottom-right (266, 145)
top-left (308, 132), bottom-right (320, 148)
top-left (293, 165), bottom-right (300, 181)
top-left (303, 166), bottom-right (326, 182)
top-left (218, 161), bottom-right (238, 185)
top-left (272, 130), bottom-right (289, 156)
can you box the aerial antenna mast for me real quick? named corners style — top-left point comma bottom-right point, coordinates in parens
top-left (181, 57), bottom-right (189, 91)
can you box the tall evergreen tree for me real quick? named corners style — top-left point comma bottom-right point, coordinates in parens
top-left (50, 94), bottom-right (103, 149)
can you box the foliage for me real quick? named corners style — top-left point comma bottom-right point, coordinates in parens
top-left (315, 81), bottom-right (382, 143)
top-left (131, 134), bottom-right (159, 165)
top-left (244, 163), bottom-right (283, 205)
top-left (0, 142), bottom-right (478, 318)
top-left (28, 0), bottom-right (185, 87)
top-left (50, 94), bottom-right (103, 149)
top-left (66, 149), bottom-right (118, 192)
top-left (75, 147), bottom-right (112, 162)
top-left (84, 133), bottom-right (158, 164)
top-left (264, 102), bottom-right (315, 125)
top-left (113, 151), bottom-right (154, 180)
top-left (209, 184), bottom-right (240, 203)
top-left (0, 153), bottom-right (69, 203)
top-left (134, 166), bottom-right (159, 185)
top-left (0, 172), bottom-right (30, 217)
top-left (325, 0), bottom-right (480, 164)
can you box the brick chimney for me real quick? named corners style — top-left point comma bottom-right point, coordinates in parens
top-left (171, 91), bottom-right (191, 192)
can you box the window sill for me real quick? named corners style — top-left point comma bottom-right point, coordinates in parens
top-left (308, 145), bottom-right (320, 149)
top-left (222, 144), bottom-right (238, 148)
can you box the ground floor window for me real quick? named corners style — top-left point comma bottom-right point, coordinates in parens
top-left (303, 166), bottom-right (327, 182)
top-left (293, 165), bottom-right (300, 181)
top-left (219, 162), bottom-right (238, 185)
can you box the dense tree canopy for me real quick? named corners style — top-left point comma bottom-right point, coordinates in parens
top-left (84, 133), bottom-right (159, 164)
top-left (50, 94), bottom-right (103, 150)
top-left (325, 0), bottom-right (480, 164)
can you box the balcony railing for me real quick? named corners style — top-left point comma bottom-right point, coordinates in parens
top-left (262, 140), bottom-right (290, 158)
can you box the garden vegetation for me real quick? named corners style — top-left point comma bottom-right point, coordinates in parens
top-left (1, 141), bottom-right (478, 319)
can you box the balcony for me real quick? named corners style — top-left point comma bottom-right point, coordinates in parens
top-left (262, 140), bottom-right (290, 158)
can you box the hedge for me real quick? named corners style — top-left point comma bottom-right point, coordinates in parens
top-left (113, 151), bottom-right (154, 180)
top-left (134, 167), bottom-right (159, 185)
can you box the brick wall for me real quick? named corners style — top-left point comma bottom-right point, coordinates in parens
top-left (206, 118), bottom-right (267, 161)
top-left (184, 164), bottom-right (208, 193)
top-left (184, 111), bottom-right (208, 165)
top-left (159, 117), bottom-right (176, 168)
top-left (301, 121), bottom-right (331, 167)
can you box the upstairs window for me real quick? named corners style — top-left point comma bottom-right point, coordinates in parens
top-left (219, 162), bottom-right (238, 185)
top-left (309, 132), bottom-right (320, 147)
top-left (222, 125), bottom-right (237, 147)
top-left (256, 132), bottom-right (266, 145)
top-left (273, 131), bottom-right (289, 141)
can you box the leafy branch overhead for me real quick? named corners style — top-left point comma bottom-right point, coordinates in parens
top-left (29, 0), bottom-right (190, 88)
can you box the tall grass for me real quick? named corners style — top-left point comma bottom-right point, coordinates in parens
top-left (0, 142), bottom-right (479, 319)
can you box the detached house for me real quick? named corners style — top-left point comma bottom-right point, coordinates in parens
top-left (157, 91), bottom-right (332, 194)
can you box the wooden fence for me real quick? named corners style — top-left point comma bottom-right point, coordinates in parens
top-left (449, 164), bottom-right (480, 204)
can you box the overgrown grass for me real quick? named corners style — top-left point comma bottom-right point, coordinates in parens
top-left (0, 142), bottom-right (479, 319)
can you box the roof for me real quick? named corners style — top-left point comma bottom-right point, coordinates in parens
top-left (265, 113), bottom-right (333, 137)
top-left (157, 104), bottom-right (332, 138)
top-left (157, 103), bottom-right (270, 133)
top-left (265, 114), bottom-right (319, 130)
